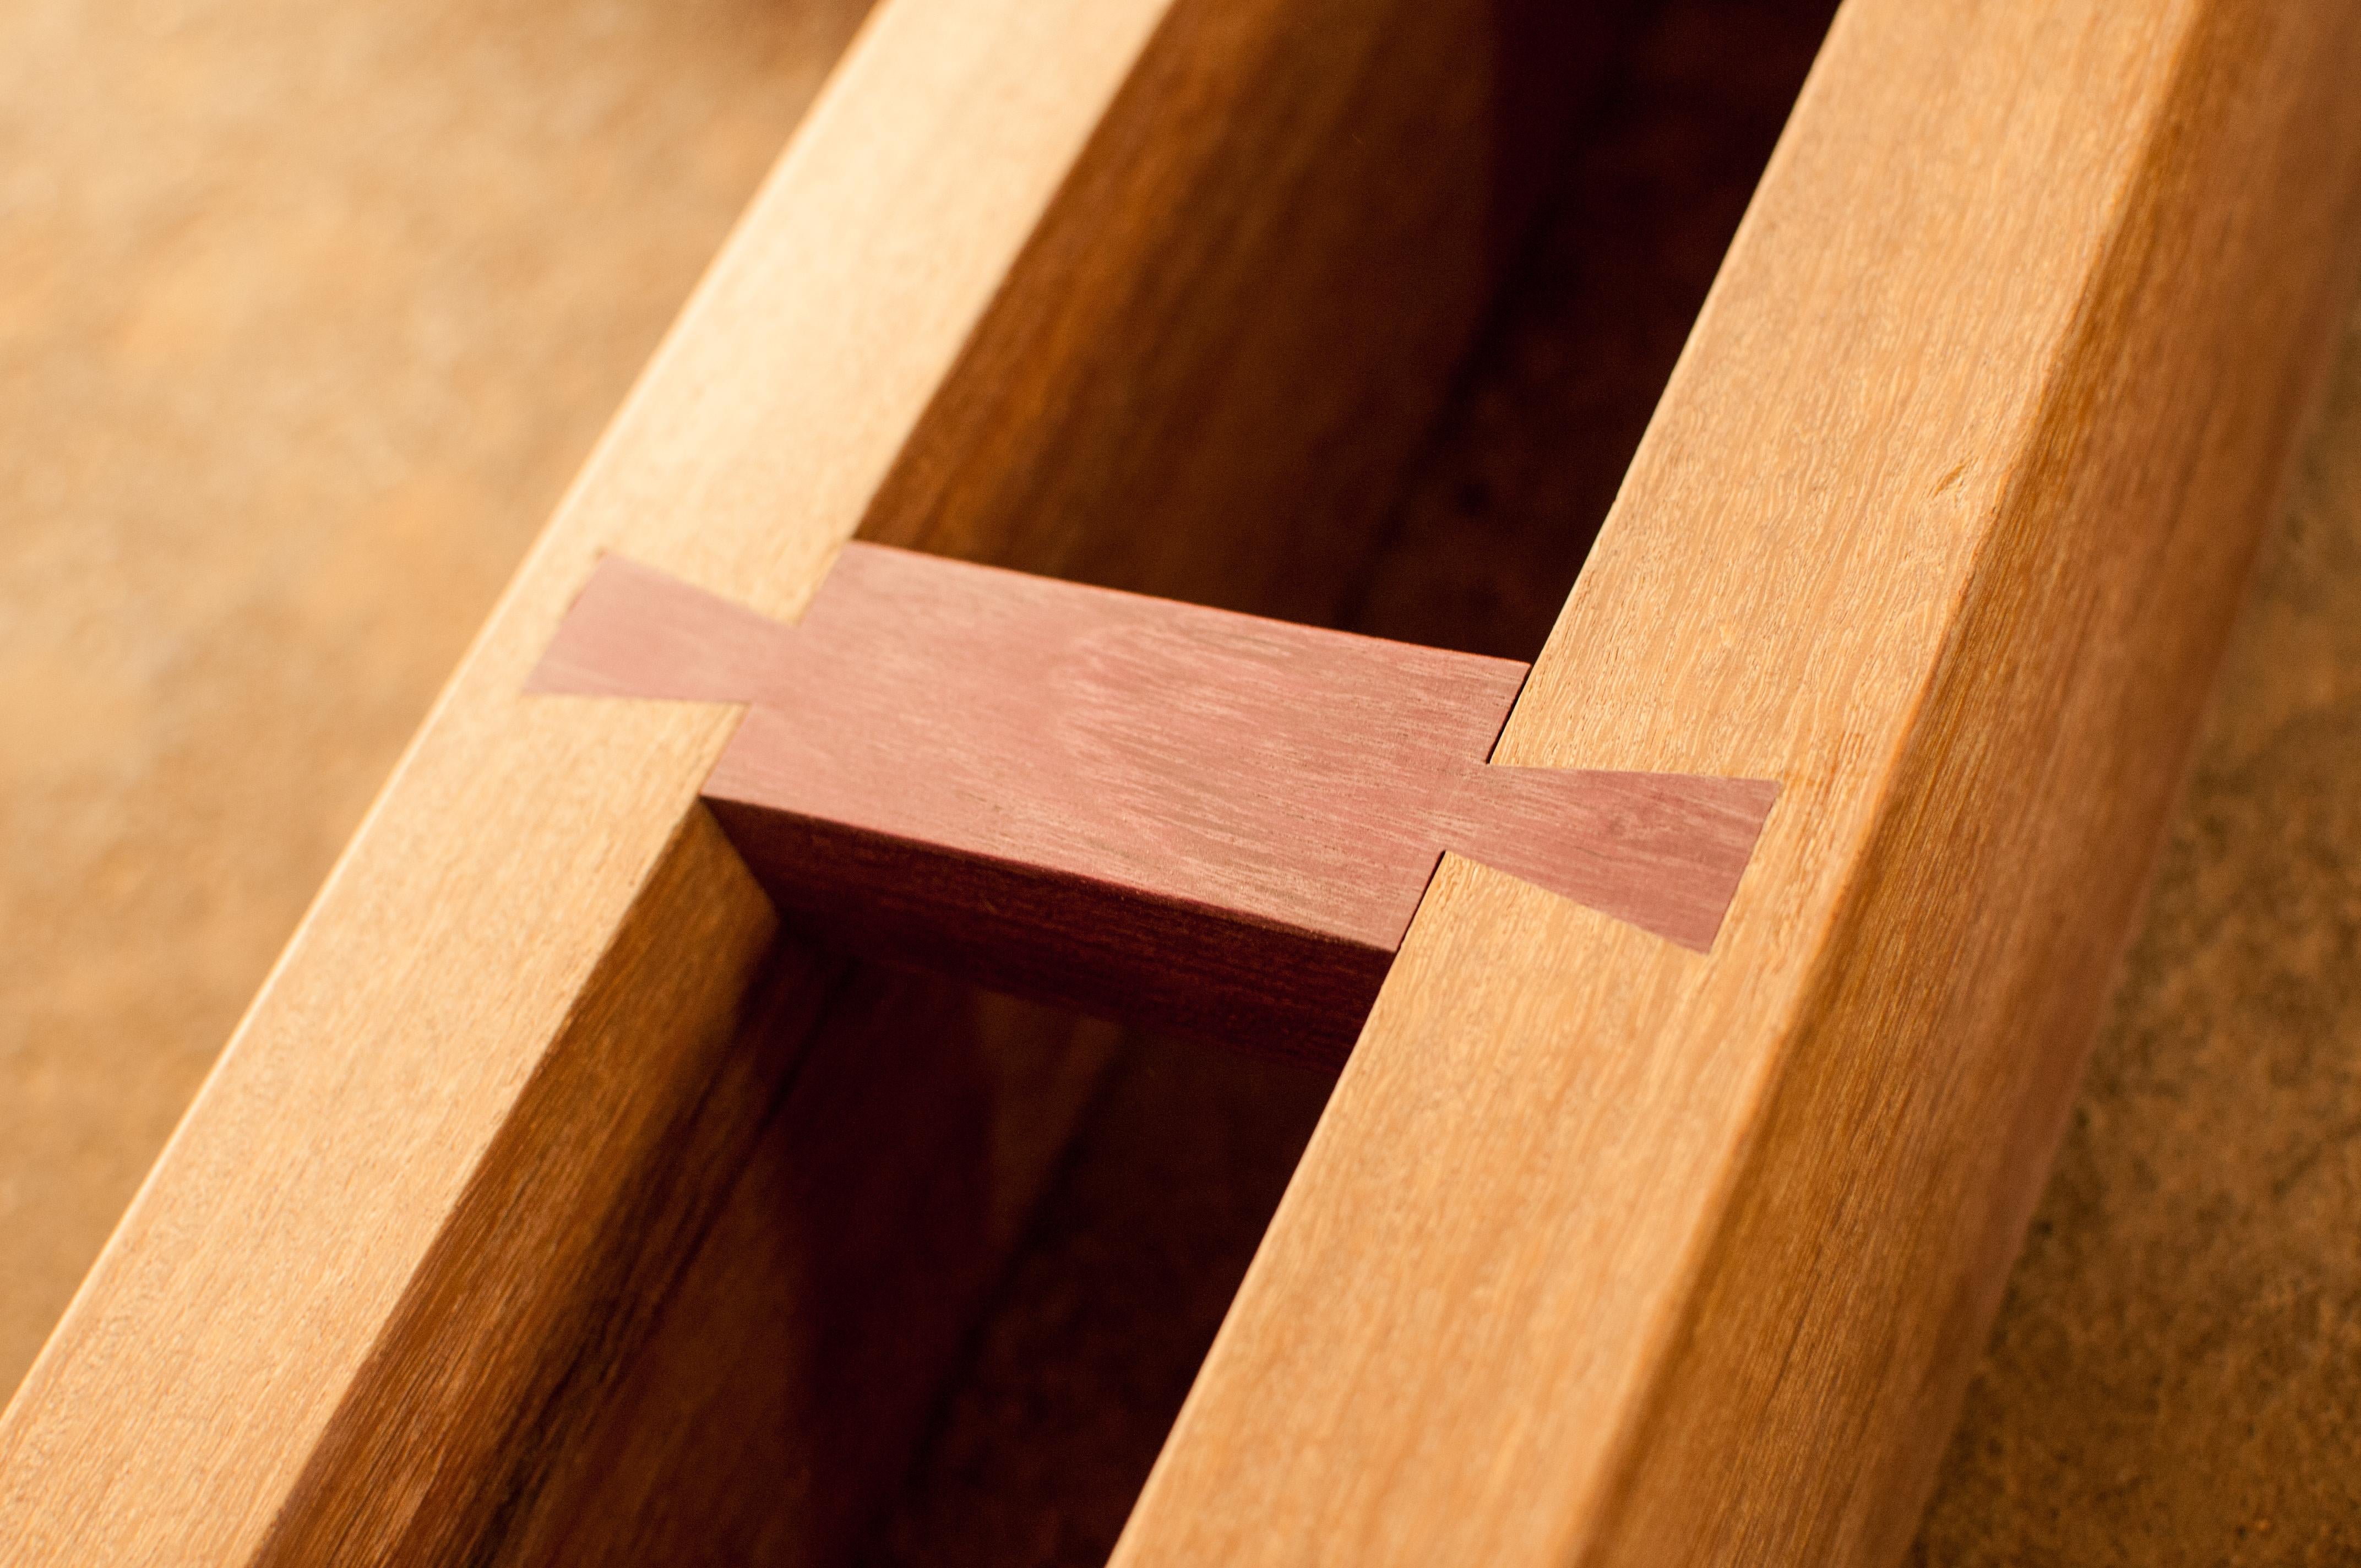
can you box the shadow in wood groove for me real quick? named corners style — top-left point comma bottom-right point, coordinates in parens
top-left (855, 2), bottom-right (1840, 1562)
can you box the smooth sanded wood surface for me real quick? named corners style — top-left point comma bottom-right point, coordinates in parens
top-left (0, 1), bottom-right (1177, 1558)
top-left (1113, 3), bottom-right (2361, 1565)
top-left (532, 547), bottom-right (1774, 1060)
top-left (0, 0), bottom-right (1630, 1558)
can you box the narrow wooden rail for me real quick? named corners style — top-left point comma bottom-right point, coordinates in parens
top-left (1116, 2), bottom-right (2361, 1563)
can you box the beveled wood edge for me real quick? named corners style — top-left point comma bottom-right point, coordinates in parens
top-left (0, 0), bottom-right (1177, 1557)
top-left (1113, 2), bottom-right (2361, 1564)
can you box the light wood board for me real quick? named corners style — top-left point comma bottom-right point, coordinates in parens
top-left (1113, 1), bottom-right (2361, 1564)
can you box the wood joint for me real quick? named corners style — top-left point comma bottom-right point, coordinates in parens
top-left (530, 545), bottom-right (1777, 1064)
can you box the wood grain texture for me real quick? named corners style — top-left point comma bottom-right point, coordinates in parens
top-left (857, 0), bottom-right (1635, 621)
top-left (1113, 2), bottom-right (2361, 1565)
top-left (0, 0), bottom-right (878, 1407)
top-left (532, 547), bottom-right (1775, 1061)
top-left (1909, 296), bottom-right (2361, 1568)
top-left (0, 0), bottom-right (1626, 1557)
top-left (478, 977), bottom-right (1122, 1568)
top-left (0, 0), bottom-right (1118, 1547)
top-left (0, 0), bottom-right (1172, 1549)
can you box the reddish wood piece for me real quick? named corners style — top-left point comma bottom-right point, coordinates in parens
top-left (531, 546), bottom-right (1777, 1062)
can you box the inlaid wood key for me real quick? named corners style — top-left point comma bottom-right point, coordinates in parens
top-left (531, 545), bottom-right (1776, 1065)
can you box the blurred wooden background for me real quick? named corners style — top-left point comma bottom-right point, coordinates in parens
top-left (2, 1), bottom-right (2354, 1561)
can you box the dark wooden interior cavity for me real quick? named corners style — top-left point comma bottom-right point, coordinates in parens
top-left (860, 7), bottom-right (1840, 1562)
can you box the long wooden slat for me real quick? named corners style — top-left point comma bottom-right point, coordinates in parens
top-left (0, 4), bottom-right (1159, 1556)
top-left (1114, 2), bottom-right (2361, 1564)
top-left (0, 0), bottom-right (1628, 1559)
